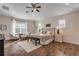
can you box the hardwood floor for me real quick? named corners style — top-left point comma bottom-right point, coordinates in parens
top-left (4, 40), bottom-right (79, 56)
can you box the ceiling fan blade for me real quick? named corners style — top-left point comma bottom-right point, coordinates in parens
top-left (32, 10), bottom-right (34, 12)
top-left (36, 6), bottom-right (41, 8)
top-left (36, 9), bottom-right (40, 12)
top-left (31, 3), bottom-right (38, 5)
top-left (31, 3), bottom-right (35, 7)
top-left (26, 7), bottom-right (32, 8)
top-left (31, 3), bottom-right (33, 5)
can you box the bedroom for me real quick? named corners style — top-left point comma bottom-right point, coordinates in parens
top-left (0, 3), bottom-right (79, 56)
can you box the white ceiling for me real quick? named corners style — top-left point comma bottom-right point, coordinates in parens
top-left (0, 3), bottom-right (79, 21)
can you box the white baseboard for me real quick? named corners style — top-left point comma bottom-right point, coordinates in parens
top-left (63, 40), bottom-right (79, 45)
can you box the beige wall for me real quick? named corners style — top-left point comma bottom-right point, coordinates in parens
top-left (0, 16), bottom-right (12, 40)
top-left (27, 20), bottom-right (36, 33)
top-left (40, 10), bottom-right (79, 45)
top-left (1, 10), bottom-right (79, 44)
top-left (0, 16), bottom-right (36, 40)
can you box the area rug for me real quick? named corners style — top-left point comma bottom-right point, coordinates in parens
top-left (17, 40), bottom-right (42, 53)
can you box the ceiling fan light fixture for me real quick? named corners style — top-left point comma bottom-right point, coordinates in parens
top-left (33, 8), bottom-right (36, 12)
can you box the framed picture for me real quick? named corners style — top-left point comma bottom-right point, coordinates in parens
top-left (46, 24), bottom-right (51, 27)
top-left (0, 24), bottom-right (7, 30)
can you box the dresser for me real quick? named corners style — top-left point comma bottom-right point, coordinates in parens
top-left (0, 34), bottom-right (5, 56)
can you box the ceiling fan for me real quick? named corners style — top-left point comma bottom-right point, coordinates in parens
top-left (26, 3), bottom-right (41, 12)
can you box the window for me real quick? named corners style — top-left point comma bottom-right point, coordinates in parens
top-left (12, 19), bottom-right (27, 35)
top-left (58, 19), bottom-right (66, 28)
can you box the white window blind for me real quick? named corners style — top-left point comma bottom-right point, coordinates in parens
top-left (58, 19), bottom-right (66, 28)
top-left (12, 19), bottom-right (27, 35)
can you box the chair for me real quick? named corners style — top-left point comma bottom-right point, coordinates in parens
top-left (8, 33), bottom-right (18, 41)
top-left (20, 32), bottom-right (31, 40)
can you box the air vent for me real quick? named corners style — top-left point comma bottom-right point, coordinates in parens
top-left (2, 5), bottom-right (9, 11)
